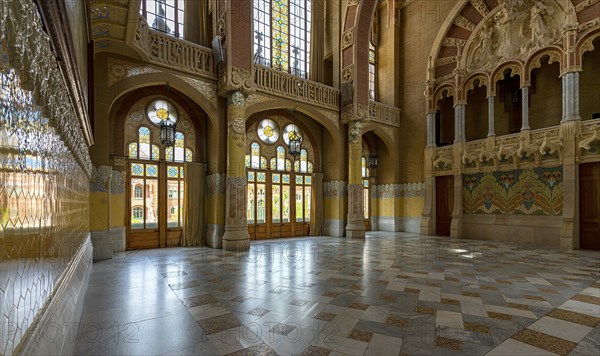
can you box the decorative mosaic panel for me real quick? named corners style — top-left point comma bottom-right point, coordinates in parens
top-left (0, 0), bottom-right (91, 354)
top-left (463, 167), bottom-right (563, 215)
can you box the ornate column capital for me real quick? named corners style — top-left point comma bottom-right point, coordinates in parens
top-left (218, 66), bottom-right (256, 97)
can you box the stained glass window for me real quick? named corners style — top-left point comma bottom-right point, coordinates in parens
top-left (285, 159), bottom-right (292, 172)
top-left (147, 99), bottom-right (178, 125)
top-left (261, 156), bottom-right (268, 169)
top-left (257, 119), bottom-right (279, 144)
top-left (362, 157), bottom-right (369, 178)
top-left (141, 0), bottom-right (184, 38)
top-left (138, 126), bottom-right (151, 159)
top-left (251, 142), bottom-right (260, 168)
top-left (131, 163), bottom-right (144, 176)
top-left (369, 42), bottom-right (376, 101)
top-left (185, 148), bottom-right (193, 162)
top-left (152, 145), bottom-right (160, 160)
top-left (128, 143), bottom-right (138, 158)
top-left (146, 164), bottom-right (158, 177)
top-left (253, 0), bottom-right (311, 79)
top-left (166, 147), bottom-right (173, 161)
top-left (277, 145), bottom-right (285, 171)
top-left (246, 155), bottom-right (251, 168)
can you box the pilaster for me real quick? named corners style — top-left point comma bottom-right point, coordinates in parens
top-left (488, 96), bottom-right (496, 137)
top-left (222, 91), bottom-right (250, 251)
top-left (521, 86), bottom-right (530, 131)
top-left (454, 104), bottom-right (466, 143)
top-left (346, 119), bottom-right (365, 238)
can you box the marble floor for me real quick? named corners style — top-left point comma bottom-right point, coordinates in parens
top-left (73, 232), bottom-right (600, 355)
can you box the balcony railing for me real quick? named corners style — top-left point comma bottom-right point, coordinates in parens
top-left (369, 100), bottom-right (401, 127)
top-left (254, 65), bottom-right (340, 110)
top-left (133, 16), bottom-right (216, 80)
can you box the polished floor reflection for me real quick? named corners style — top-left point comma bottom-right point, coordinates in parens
top-left (74, 233), bottom-right (600, 355)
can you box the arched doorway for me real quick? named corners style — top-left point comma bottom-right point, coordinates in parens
top-left (123, 96), bottom-right (199, 249)
top-left (245, 116), bottom-right (315, 239)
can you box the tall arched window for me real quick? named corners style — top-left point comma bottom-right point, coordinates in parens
top-left (165, 132), bottom-right (193, 162)
top-left (362, 156), bottom-right (370, 220)
top-left (253, 0), bottom-right (311, 78)
top-left (140, 0), bottom-right (184, 38)
top-left (369, 13), bottom-right (378, 101)
top-left (129, 126), bottom-right (160, 160)
top-left (134, 185), bottom-right (143, 198)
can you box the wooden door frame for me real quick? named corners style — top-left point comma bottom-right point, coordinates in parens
top-left (126, 159), bottom-right (184, 249)
top-left (579, 162), bottom-right (600, 250)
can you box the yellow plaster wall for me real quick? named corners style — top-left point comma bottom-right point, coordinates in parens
top-left (89, 192), bottom-right (109, 231)
top-left (110, 193), bottom-right (125, 228)
top-left (324, 196), bottom-right (346, 220)
top-left (207, 194), bottom-right (225, 225)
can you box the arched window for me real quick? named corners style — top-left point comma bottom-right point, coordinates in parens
top-left (369, 13), bottom-right (378, 101)
top-left (277, 146), bottom-right (286, 171)
top-left (129, 126), bottom-right (160, 160)
top-left (165, 132), bottom-right (193, 162)
top-left (133, 207), bottom-right (144, 219)
top-left (140, 0), bottom-right (184, 38)
top-left (369, 42), bottom-right (377, 101)
top-left (253, 0), bottom-right (311, 78)
top-left (362, 156), bottom-right (370, 178)
top-left (134, 185), bottom-right (143, 198)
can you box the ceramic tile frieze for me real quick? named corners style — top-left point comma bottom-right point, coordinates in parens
top-left (324, 181), bottom-right (347, 198)
top-left (373, 182), bottom-right (425, 198)
top-left (463, 167), bottom-right (563, 215)
top-left (0, 0), bottom-right (91, 354)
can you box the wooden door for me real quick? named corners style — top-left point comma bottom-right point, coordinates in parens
top-left (128, 161), bottom-right (160, 249)
top-left (436, 175), bottom-right (454, 237)
top-left (127, 161), bottom-right (184, 249)
top-left (247, 170), bottom-right (268, 239)
top-left (580, 163), bottom-right (600, 249)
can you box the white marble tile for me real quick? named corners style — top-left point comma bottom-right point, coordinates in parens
top-left (364, 333), bottom-right (402, 356)
top-left (386, 278), bottom-right (408, 292)
top-left (525, 277), bottom-right (552, 286)
top-left (361, 305), bottom-right (390, 323)
top-left (435, 310), bottom-right (464, 329)
top-left (559, 300), bottom-right (600, 317)
top-left (485, 304), bottom-right (537, 319)
top-left (528, 316), bottom-right (593, 343)
top-left (580, 287), bottom-right (600, 298)
top-left (487, 338), bottom-right (559, 356)
top-left (460, 300), bottom-right (488, 317)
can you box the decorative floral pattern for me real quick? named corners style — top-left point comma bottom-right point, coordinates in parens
top-left (463, 167), bottom-right (563, 215)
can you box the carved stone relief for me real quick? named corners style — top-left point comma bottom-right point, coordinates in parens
top-left (467, 0), bottom-right (565, 72)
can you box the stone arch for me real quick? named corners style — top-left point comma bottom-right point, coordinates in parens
top-left (433, 84), bottom-right (457, 106)
top-left (462, 72), bottom-right (490, 97)
top-left (490, 61), bottom-right (525, 96)
top-left (245, 98), bottom-right (341, 154)
top-left (576, 28), bottom-right (600, 68)
top-left (524, 46), bottom-right (564, 84)
top-left (111, 85), bottom-right (208, 161)
top-left (362, 122), bottom-right (393, 156)
top-left (107, 72), bottom-right (219, 130)
top-left (341, 0), bottom-right (379, 105)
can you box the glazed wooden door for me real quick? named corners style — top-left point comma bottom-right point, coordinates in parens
top-left (247, 170), bottom-right (268, 239)
top-left (436, 175), bottom-right (454, 237)
top-left (580, 163), bottom-right (600, 249)
top-left (127, 161), bottom-right (184, 249)
top-left (128, 161), bottom-right (160, 249)
top-left (247, 170), bottom-right (311, 239)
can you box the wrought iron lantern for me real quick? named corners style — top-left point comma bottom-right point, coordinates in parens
top-left (288, 109), bottom-right (302, 157)
top-left (288, 129), bottom-right (302, 158)
top-left (159, 117), bottom-right (176, 147)
top-left (368, 153), bottom-right (378, 169)
top-left (159, 84), bottom-right (177, 147)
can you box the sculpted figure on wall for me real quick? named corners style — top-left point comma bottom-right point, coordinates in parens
top-left (468, 0), bottom-right (563, 71)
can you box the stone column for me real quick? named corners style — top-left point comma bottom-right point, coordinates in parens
top-left (426, 112), bottom-right (436, 147)
top-left (370, 177), bottom-right (378, 231)
top-left (521, 87), bottom-right (530, 130)
top-left (222, 91), bottom-right (250, 251)
top-left (488, 96), bottom-right (496, 137)
top-left (346, 120), bottom-right (365, 238)
top-left (562, 72), bottom-right (581, 122)
top-left (454, 104), bottom-right (466, 143)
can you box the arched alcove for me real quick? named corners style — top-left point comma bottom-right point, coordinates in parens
top-left (465, 83), bottom-right (488, 141)
top-left (581, 38), bottom-right (600, 121)
top-left (437, 93), bottom-right (455, 145)
top-left (494, 72), bottom-right (522, 136)
top-left (529, 57), bottom-right (561, 129)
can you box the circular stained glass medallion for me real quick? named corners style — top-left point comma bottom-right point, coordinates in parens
top-left (283, 124), bottom-right (303, 145)
top-left (257, 119), bottom-right (279, 144)
top-left (147, 99), bottom-right (178, 125)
